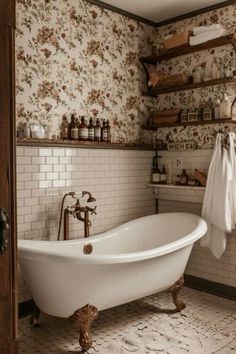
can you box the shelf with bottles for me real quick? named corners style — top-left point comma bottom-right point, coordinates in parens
top-left (143, 95), bottom-right (236, 130)
top-left (140, 33), bottom-right (236, 96)
top-left (16, 138), bottom-right (154, 151)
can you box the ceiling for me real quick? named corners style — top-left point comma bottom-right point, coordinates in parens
top-left (97, 0), bottom-right (228, 24)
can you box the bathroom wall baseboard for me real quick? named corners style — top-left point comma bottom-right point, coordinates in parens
top-left (18, 275), bottom-right (236, 318)
top-left (185, 274), bottom-right (236, 301)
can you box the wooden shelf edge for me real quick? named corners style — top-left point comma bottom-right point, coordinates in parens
top-left (140, 34), bottom-right (236, 64)
top-left (142, 118), bottom-right (236, 130)
top-left (16, 138), bottom-right (154, 151)
top-left (145, 77), bottom-right (236, 96)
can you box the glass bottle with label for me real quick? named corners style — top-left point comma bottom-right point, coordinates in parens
top-left (220, 94), bottom-right (232, 119)
top-left (214, 99), bottom-right (221, 120)
top-left (68, 114), bottom-right (79, 140)
top-left (79, 116), bottom-right (88, 141)
top-left (152, 150), bottom-right (160, 184)
top-left (94, 119), bottom-right (101, 142)
top-left (101, 119), bottom-right (108, 142)
top-left (152, 164), bottom-right (161, 184)
top-left (160, 165), bottom-right (167, 184)
top-left (88, 118), bottom-right (94, 141)
top-left (107, 120), bottom-right (111, 142)
top-left (180, 169), bottom-right (189, 185)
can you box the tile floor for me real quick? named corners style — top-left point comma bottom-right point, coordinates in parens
top-left (19, 288), bottom-right (236, 354)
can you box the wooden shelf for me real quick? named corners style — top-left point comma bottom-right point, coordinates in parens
top-left (17, 138), bottom-right (154, 151)
top-left (144, 77), bottom-right (236, 96)
top-left (142, 118), bottom-right (236, 130)
top-left (140, 34), bottom-right (236, 64)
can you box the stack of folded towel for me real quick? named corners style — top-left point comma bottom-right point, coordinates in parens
top-left (190, 24), bottom-right (227, 46)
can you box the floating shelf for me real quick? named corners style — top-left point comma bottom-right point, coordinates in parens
top-left (147, 183), bottom-right (205, 191)
top-left (144, 77), bottom-right (236, 96)
top-left (142, 118), bottom-right (236, 131)
top-left (140, 34), bottom-right (236, 64)
top-left (17, 138), bottom-right (154, 151)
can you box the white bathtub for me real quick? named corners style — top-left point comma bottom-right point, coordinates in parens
top-left (18, 212), bottom-right (207, 318)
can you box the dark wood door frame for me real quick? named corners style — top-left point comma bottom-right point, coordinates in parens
top-left (0, 0), bottom-right (18, 353)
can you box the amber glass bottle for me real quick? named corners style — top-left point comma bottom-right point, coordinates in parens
top-left (68, 114), bottom-right (78, 140)
top-left (88, 118), bottom-right (94, 141)
top-left (94, 119), bottom-right (101, 142)
top-left (101, 119), bottom-right (108, 142)
top-left (79, 116), bottom-right (88, 141)
top-left (106, 120), bottom-right (111, 142)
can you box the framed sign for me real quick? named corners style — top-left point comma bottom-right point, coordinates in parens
top-left (167, 141), bottom-right (197, 151)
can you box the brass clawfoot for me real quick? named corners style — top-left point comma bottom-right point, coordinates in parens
top-left (70, 304), bottom-right (98, 351)
top-left (167, 275), bottom-right (186, 312)
top-left (29, 304), bottom-right (41, 327)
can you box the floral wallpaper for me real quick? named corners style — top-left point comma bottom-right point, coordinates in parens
top-left (16, 1), bottom-right (236, 147)
top-left (15, 0), bottom-right (157, 143)
top-left (153, 3), bottom-right (236, 149)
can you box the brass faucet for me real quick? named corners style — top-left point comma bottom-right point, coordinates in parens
top-left (58, 191), bottom-right (97, 240)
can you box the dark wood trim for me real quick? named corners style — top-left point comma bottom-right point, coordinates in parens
top-left (17, 138), bottom-right (154, 151)
top-left (142, 118), bottom-right (236, 130)
top-left (140, 34), bottom-right (236, 64)
top-left (87, 0), bottom-right (156, 27)
top-left (185, 274), bottom-right (236, 301)
top-left (155, 0), bottom-right (236, 28)
top-left (87, 0), bottom-right (236, 29)
top-left (144, 77), bottom-right (236, 96)
top-left (0, 0), bottom-right (17, 352)
top-left (18, 300), bottom-right (35, 319)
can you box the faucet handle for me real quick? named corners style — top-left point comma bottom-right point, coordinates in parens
top-left (90, 206), bottom-right (97, 215)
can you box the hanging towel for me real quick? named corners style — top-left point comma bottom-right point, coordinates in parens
top-left (189, 29), bottom-right (226, 46)
top-left (228, 132), bottom-right (236, 227)
top-left (201, 134), bottom-right (233, 259)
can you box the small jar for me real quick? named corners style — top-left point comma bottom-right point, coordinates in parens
top-left (192, 67), bottom-right (202, 84)
top-left (180, 169), bottom-right (189, 185)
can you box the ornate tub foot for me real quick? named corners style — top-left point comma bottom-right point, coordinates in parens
top-left (167, 275), bottom-right (186, 312)
top-left (70, 304), bottom-right (98, 351)
top-left (29, 304), bottom-right (41, 327)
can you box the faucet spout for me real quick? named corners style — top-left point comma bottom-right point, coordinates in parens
top-left (75, 211), bottom-right (92, 226)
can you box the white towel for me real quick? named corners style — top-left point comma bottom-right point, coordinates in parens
top-left (201, 134), bottom-right (233, 259)
top-left (193, 24), bottom-right (225, 35)
top-left (190, 29), bottom-right (226, 46)
top-left (228, 132), bottom-right (236, 227)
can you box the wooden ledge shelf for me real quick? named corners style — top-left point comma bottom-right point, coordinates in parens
top-left (144, 77), bottom-right (236, 96)
top-left (140, 34), bottom-right (236, 64)
top-left (17, 138), bottom-right (154, 151)
top-left (142, 118), bottom-right (236, 130)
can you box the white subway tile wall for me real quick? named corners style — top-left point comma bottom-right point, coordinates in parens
top-left (158, 150), bottom-right (236, 289)
top-left (17, 146), bottom-right (155, 302)
top-left (17, 146), bottom-right (236, 303)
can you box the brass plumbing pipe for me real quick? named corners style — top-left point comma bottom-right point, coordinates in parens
top-left (57, 191), bottom-right (96, 241)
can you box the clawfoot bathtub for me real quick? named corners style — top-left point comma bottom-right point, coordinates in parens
top-left (18, 212), bottom-right (207, 351)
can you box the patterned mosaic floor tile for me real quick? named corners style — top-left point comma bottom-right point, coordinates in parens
top-left (19, 288), bottom-right (236, 354)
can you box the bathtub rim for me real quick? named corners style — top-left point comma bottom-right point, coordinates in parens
top-left (18, 212), bottom-right (207, 265)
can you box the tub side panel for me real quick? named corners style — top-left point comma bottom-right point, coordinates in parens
top-left (19, 244), bottom-right (192, 317)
